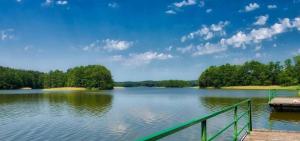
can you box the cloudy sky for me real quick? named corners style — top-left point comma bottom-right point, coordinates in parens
top-left (1, 0), bottom-right (300, 81)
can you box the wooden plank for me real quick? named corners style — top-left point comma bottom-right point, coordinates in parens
top-left (244, 129), bottom-right (300, 141)
top-left (269, 97), bottom-right (300, 106)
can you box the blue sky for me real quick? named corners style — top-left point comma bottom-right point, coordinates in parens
top-left (0, 0), bottom-right (300, 81)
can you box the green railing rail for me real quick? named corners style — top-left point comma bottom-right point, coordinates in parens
top-left (268, 89), bottom-right (277, 102)
top-left (137, 99), bottom-right (252, 141)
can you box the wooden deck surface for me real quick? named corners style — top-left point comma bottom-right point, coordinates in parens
top-left (244, 129), bottom-right (300, 141)
top-left (269, 97), bottom-right (300, 106)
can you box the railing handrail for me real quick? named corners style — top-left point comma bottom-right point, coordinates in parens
top-left (268, 89), bottom-right (277, 102)
top-left (136, 99), bottom-right (252, 141)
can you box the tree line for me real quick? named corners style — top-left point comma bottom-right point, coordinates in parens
top-left (0, 65), bottom-right (114, 90)
top-left (115, 80), bottom-right (198, 87)
top-left (198, 56), bottom-right (300, 88)
top-left (0, 66), bottom-right (44, 89)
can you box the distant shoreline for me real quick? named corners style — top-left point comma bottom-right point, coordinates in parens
top-left (11, 85), bottom-right (300, 91)
top-left (113, 85), bottom-right (300, 90)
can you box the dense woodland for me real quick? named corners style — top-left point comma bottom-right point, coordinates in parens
top-left (0, 66), bottom-right (44, 89)
top-left (199, 56), bottom-right (300, 88)
top-left (0, 65), bottom-right (114, 90)
top-left (115, 80), bottom-right (198, 87)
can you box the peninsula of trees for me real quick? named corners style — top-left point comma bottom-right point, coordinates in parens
top-left (199, 56), bottom-right (300, 88)
top-left (0, 65), bottom-right (113, 90)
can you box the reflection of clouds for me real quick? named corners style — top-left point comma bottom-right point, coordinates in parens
top-left (135, 109), bottom-right (157, 124)
top-left (130, 108), bottom-right (171, 125)
top-left (109, 122), bottom-right (128, 134)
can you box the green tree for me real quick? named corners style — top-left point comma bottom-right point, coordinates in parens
top-left (43, 70), bottom-right (66, 88)
top-left (293, 55), bottom-right (300, 82)
top-left (66, 65), bottom-right (114, 89)
top-left (278, 59), bottom-right (298, 86)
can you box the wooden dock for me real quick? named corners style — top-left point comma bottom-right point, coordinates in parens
top-left (269, 97), bottom-right (300, 111)
top-left (244, 129), bottom-right (300, 141)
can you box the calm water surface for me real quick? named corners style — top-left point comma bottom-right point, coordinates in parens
top-left (0, 88), bottom-right (300, 141)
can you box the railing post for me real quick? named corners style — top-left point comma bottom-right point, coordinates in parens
top-left (269, 89), bottom-right (277, 102)
top-left (268, 89), bottom-right (271, 102)
top-left (248, 100), bottom-right (252, 132)
top-left (201, 120), bottom-right (207, 141)
top-left (233, 106), bottom-right (238, 141)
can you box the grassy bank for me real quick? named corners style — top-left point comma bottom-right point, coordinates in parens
top-left (42, 87), bottom-right (86, 91)
top-left (221, 85), bottom-right (300, 90)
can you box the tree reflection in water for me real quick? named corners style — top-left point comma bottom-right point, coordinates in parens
top-left (0, 91), bottom-right (113, 117)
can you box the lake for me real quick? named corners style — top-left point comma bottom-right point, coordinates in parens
top-left (0, 88), bottom-right (300, 141)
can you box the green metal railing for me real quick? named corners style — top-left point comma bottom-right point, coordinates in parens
top-left (137, 99), bottom-right (252, 141)
top-left (268, 89), bottom-right (277, 102)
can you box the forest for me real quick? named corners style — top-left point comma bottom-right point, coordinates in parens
top-left (0, 65), bottom-right (114, 90)
top-left (114, 80), bottom-right (198, 87)
top-left (199, 56), bottom-right (300, 88)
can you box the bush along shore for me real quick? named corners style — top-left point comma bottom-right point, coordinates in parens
top-left (0, 65), bottom-right (114, 90)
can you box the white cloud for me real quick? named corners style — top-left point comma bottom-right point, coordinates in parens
top-left (221, 17), bottom-right (300, 48)
top-left (178, 17), bottom-right (300, 57)
top-left (177, 44), bottom-right (194, 53)
top-left (177, 43), bottom-right (227, 56)
top-left (132, 52), bottom-right (173, 60)
top-left (206, 9), bottom-right (212, 13)
top-left (1, 29), bottom-right (14, 41)
top-left (181, 21), bottom-right (229, 42)
top-left (83, 40), bottom-right (101, 51)
top-left (103, 39), bottom-right (133, 51)
top-left (42, 0), bottom-right (53, 6)
top-left (83, 39), bottom-right (133, 51)
top-left (250, 28), bottom-right (273, 42)
top-left (193, 43), bottom-right (227, 56)
top-left (214, 54), bottom-right (229, 59)
top-left (267, 5), bottom-right (277, 9)
top-left (210, 21), bottom-right (228, 32)
top-left (56, 0), bottom-right (68, 5)
top-left (23, 45), bottom-right (43, 53)
top-left (270, 18), bottom-right (293, 34)
top-left (113, 51), bottom-right (173, 66)
top-left (166, 46), bottom-right (173, 51)
top-left (220, 31), bottom-right (249, 48)
top-left (111, 55), bottom-right (124, 61)
top-left (198, 1), bottom-right (205, 7)
top-left (108, 2), bottom-right (119, 8)
top-left (174, 0), bottom-right (196, 8)
top-left (165, 10), bottom-right (176, 14)
top-left (166, 0), bottom-right (198, 14)
top-left (244, 3), bottom-right (260, 12)
top-left (293, 17), bottom-right (300, 30)
top-left (254, 15), bottom-right (269, 25)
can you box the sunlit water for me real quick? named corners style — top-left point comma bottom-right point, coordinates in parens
top-left (0, 88), bottom-right (300, 141)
